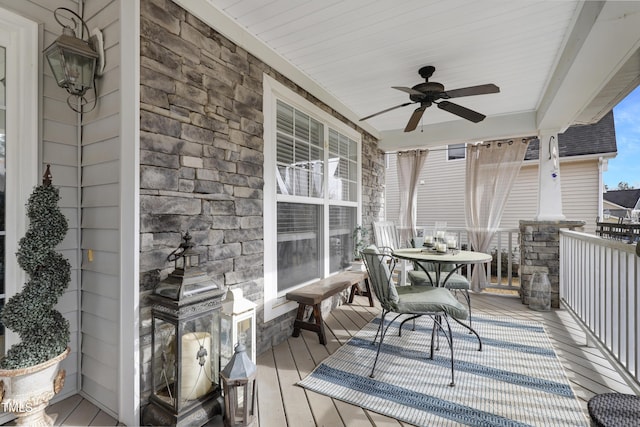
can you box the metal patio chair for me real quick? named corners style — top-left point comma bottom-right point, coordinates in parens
top-left (362, 245), bottom-right (481, 386)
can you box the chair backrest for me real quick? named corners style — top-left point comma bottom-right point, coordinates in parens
top-left (362, 245), bottom-right (399, 309)
top-left (373, 221), bottom-right (402, 251)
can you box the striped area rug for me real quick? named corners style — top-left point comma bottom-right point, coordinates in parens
top-left (298, 315), bottom-right (588, 426)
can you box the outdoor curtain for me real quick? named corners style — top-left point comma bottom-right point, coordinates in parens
top-left (397, 149), bottom-right (428, 246)
top-left (465, 140), bottom-right (529, 291)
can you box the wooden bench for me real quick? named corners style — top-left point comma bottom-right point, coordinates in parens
top-left (286, 270), bottom-right (373, 344)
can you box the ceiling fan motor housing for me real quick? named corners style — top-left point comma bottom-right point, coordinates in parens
top-left (409, 82), bottom-right (445, 102)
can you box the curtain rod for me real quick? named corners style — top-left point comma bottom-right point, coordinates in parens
top-left (392, 137), bottom-right (534, 155)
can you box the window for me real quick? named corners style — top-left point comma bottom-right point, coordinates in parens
top-left (447, 143), bottom-right (466, 160)
top-left (264, 76), bottom-right (361, 321)
top-left (0, 8), bottom-right (38, 358)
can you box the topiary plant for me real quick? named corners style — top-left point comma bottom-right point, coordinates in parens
top-left (0, 166), bottom-right (71, 369)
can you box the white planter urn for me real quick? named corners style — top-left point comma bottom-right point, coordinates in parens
top-left (0, 347), bottom-right (69, 426)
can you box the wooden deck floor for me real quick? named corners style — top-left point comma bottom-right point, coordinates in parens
top-left (257, 291), bottom-right (638, 427)
top-left (22, 292), bottom-right (638, 426)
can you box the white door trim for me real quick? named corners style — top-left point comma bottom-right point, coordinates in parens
top-left (0, 5), bottom-right (39, 349)
top-left (118, 1), bottom-right (141, 425)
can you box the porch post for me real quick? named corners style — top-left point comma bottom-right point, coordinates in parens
top-left (535, 130), bottom-right (565, 221)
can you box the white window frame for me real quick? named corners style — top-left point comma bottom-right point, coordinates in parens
top-left (447, 143), bottom-right (466, 161)
top-left (263, 74), bottom-right (362, 322)
top-left (0, 7), bottom-right (39, 352)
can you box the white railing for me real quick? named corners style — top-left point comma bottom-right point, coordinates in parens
top-left (560, 229), bottom-right (640, 386)
top-left (413, 226), bottom-right (520, 290)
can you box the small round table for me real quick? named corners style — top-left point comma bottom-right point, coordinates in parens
top-left (392, 248), bottom-right (492, 287)
top-left (588, 393), bottom-right (640, 427)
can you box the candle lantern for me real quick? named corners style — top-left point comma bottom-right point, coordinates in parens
top-left (142, 232), bottom-right (227, 427)
top-left (219, 288), bottom-right (257, 369)
top-left (220, 341), bottom-right (258, 427)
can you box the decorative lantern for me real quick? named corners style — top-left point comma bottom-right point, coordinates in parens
top-left (220, 341), bottom-right (258, 427)
top-left (142, 232), bottom-right (227, 427)
top-left (219, 288), bottom-right (257, 369)
top-left (43, 7), bottom-right (104, 112)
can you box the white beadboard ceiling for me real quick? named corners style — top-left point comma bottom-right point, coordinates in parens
top-left (184, 0), bottom-right (640, 150)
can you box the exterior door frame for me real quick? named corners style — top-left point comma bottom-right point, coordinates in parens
top-left (0, 5), bottom-right (39, 351)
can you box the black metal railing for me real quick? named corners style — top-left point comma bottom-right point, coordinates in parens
top-left (596, 221), bottom-right (640, 243)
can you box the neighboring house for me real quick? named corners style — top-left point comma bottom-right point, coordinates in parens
top-left (385, 112), bottom-right (618, 236)
top-left (603, 189), bottom-right (640, 222)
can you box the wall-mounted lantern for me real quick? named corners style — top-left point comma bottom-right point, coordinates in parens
top-left (43, 7), bottom-right (104, 112)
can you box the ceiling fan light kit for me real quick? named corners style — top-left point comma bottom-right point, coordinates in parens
top-left (360, 65), bottom-right (500, 132)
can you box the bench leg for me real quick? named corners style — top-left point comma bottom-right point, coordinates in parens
top-left (312, 304), bottom-right (327, 345)
top-left (292, 304), bottom-right (306, 338)
top-left (291, 303), bottom-right (327, 345)
top-left (349, 279), bottom-right (374, 307)
top-left (348, 284), bottom-right (357, 303)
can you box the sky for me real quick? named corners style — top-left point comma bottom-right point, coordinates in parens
top-left (605, 85), bottom-right (640, 189)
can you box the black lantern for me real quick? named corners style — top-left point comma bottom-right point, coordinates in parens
top-left (220, 340), bottom-right (258, 427)
top-left (142, 232), bottom-right (227, 427)
top-left (43, 7), bottom-right (104, 112)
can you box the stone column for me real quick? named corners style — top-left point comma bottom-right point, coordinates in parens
top-left (519, 220), bottom-right (585, 308)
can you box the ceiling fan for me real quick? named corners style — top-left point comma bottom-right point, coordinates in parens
top-left (360, 66), bottom-right (500, 132)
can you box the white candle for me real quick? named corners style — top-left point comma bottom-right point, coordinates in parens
top-left (425, 235), bottom-right (433, 244)
top-left (181, 332), bottom-right (212, 400)
top-left (447, 238), bottom-right (457, 249)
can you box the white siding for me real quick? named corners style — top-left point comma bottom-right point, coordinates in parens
top-left (0, 0), bottom-right (81, 411)
top-left (0, 0), bottom-right (122, 419)
top-left (80, 0), bottom-right (121, 417)
top-left (385, 148), bottom-right (601, 236)
top-left (560, 160), bottom-right (600, 234)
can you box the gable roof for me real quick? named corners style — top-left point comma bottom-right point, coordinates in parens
top-left (524, 111), bottom-right (617, 161)
top-left (603, 189), bottom-right (640, 209)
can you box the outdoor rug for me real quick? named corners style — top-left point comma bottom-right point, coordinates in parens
top-left (298, 314), bottom-right (588, 426)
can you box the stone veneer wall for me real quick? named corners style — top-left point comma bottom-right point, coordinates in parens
top-left (519, 220), bottom-right (585, 308)
top-left (138, 0), bottom-right (385, 403)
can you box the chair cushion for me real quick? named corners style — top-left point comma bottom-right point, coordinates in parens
top-left (362, 245), bottom-right (399, 303)
top-left (408, 270), bottom-right (470, 290)
top-left (395, 286), bottom-right (468, 319)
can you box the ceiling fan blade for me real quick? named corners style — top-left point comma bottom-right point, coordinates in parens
top-left (441, 84), bottom-right (500, 99)
top-left (437, 101), bottom-right (486, 123)
top-left (404, 105), bottom-right (427, 132)
top-left (392, 86), bottom-right (425, 96)
top-left (360, 102), bottom-right (414, 121)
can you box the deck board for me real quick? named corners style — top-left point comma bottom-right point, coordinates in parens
top-left (15, 292), bottom-right (638, 427)
top-left (256, 348), bottom-right (287, 427)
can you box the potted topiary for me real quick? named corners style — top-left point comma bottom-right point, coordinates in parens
top-left (0, 166), bottom-right (71, 426)
top-left (351, 225), bottom-right (369, 271)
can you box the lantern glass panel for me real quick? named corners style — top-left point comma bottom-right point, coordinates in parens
top-left (238, 318), bottom-right (253, 365)
top-left (177, 312), bottom-right (220, 410)
top-left (219, 315), bottom-right (233, 370)
top-left (62, 50), bottom-right (95, 94)
top-left (152, 317), bottom-right (177, 408)
top-left (227, 379), bottom-right (256, 425)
